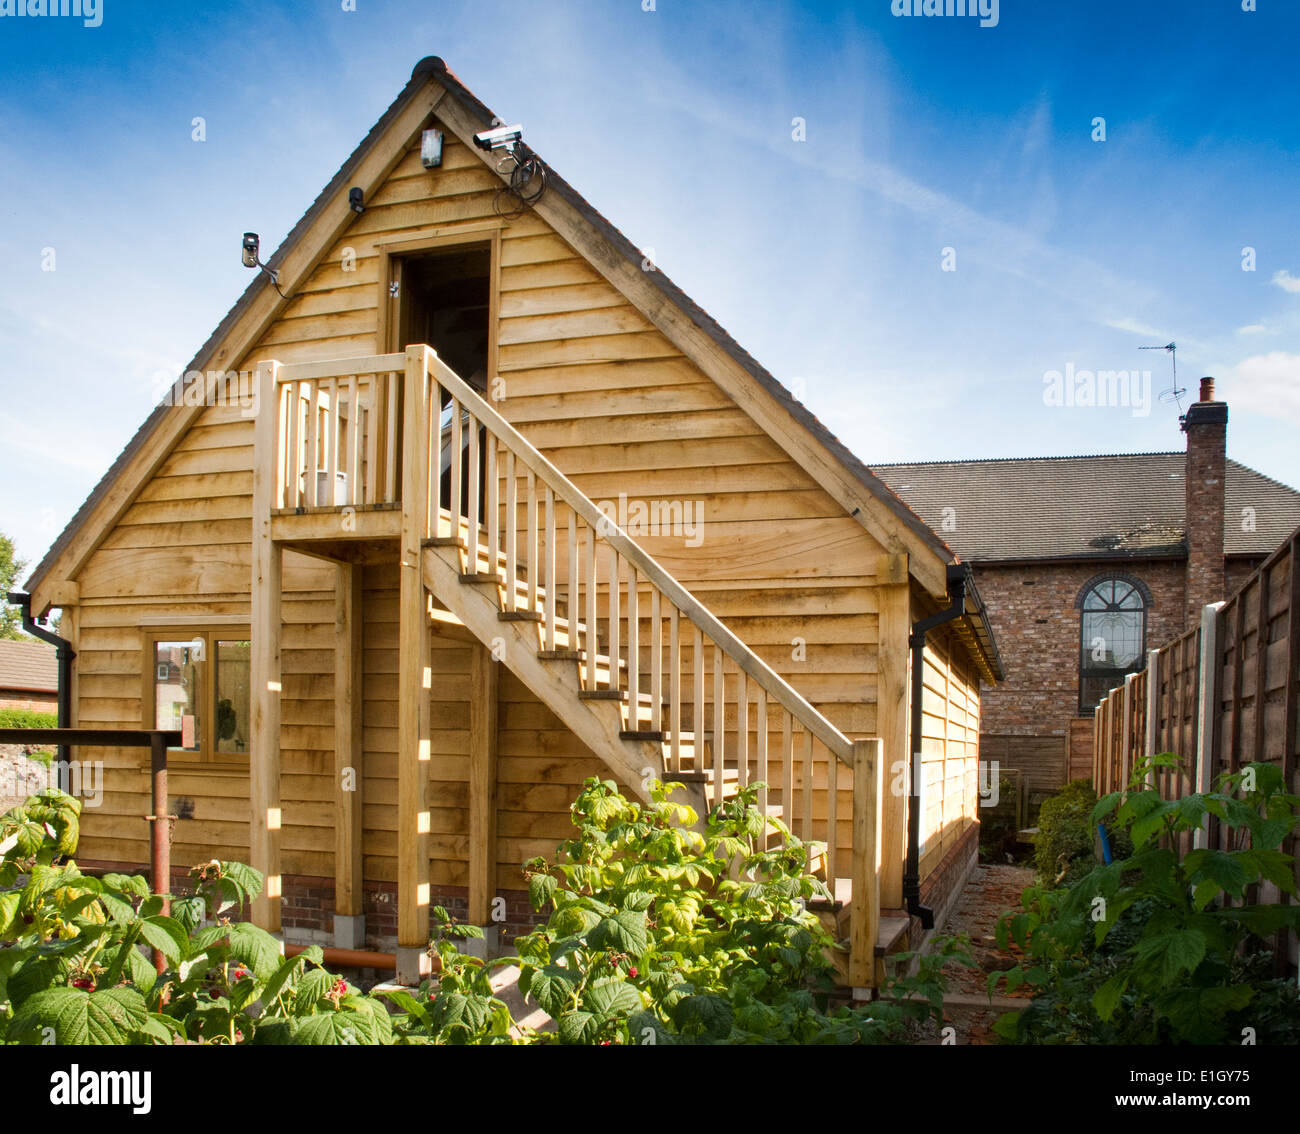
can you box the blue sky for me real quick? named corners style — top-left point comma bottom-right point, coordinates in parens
top-left (1, 0), bottom-right (1298, 576)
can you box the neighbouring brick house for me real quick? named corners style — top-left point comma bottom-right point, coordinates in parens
top-left (876, 378), bottom-right (1300, 812)
top-left (0, 639), bottom-right (58, 714)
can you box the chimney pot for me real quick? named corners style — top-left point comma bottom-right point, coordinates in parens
top-left (1199, 376), bottom-right (1215, 403)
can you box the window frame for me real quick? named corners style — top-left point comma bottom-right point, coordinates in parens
top-left (1076, 572), bottom-right (1150, 716)
top-left (141, 625), bottom-right (252, 768)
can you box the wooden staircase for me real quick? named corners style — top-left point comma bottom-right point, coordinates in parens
top-left (257, 343), bottom-right (888, 989)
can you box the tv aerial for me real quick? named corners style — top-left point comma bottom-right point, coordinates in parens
top-left (1140, 342), bottom-right (1185, 409)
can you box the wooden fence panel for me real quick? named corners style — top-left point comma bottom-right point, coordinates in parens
top-left (1090, 526), bottom-right (1300, 975)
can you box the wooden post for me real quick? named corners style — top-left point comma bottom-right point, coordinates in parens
top-left (468, 642), bottom-right (499, 927)
top-left (876, 557), bottom-right (909, 909)
top-left (250, 360), bottom-right (283, 932)
top-left (1193, 601), bottom-right (1225, 849)
top-left (1144, 647), bottom-right (1160, 785)
top-left (1120, 673), bottom-right (1136, 789)
top-left (397, 346), bottom-right (432, 980)
top-left (333, 562), bottom-right (364, 945)
top-left (849, 738), bottom-right (882, 993)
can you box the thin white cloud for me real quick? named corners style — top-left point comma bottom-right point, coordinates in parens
top-left (1228, 351), bottom-right (1300, 422)
top-left (1237, 323), bottom-right (1268, 335)
top-left (0, 413), bottom-right (115, 475)
top-left (1272, 270), bottom-right (1300, 294)
top-left (1106, 317), bottom-right (1165, 338)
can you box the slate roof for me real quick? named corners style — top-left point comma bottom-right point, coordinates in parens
top-left (873, 453), bottom-right (1300, 564)
top-left (0, 639), bottom-right (58, 694)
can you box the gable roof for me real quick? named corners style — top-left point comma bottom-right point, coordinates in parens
top-left (0, 639), bottom-right (58, 694)
top-left (24, 56), bottom-right (1003, 681)
top-left (873, 453), bottom-right (1300, 564)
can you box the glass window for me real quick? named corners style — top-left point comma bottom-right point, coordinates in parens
top-left (154, 639), bottom-right (202, 752)
top-left (148, 630), bottom-right (250, 761)
top-left (215, 640), bottom-right (251, 755)
top-left (1078, 576), bottom-right (1147, 714)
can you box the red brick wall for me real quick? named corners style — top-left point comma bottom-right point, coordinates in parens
top-left (276, 876), bottom-right (546, 953)
top-left (1183, 401), bottom-right (1228, 625)
top-left (1225, 556), bottom-right (1263, 601)
top-left (972, 559), bottom-right (1186, 741)
top-left (0, 690), bottom-right (58, 713)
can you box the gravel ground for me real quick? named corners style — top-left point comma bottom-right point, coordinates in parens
top-left (0, 742), bottom-right (56, 815)
top-left (913, 863), bottom-right (1037, 1045)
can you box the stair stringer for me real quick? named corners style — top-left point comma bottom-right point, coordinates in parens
top-left (422, 543), bottom-right (708, 813)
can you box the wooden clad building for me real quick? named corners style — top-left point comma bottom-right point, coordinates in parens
top-left (24, 57), bottom-right (1002, 987)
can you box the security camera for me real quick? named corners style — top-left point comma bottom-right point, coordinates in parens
top-left (473, 123), bottom-right (523, 151)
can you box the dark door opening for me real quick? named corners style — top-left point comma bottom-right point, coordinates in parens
top-left (394, 244), bottom-right (491, 517)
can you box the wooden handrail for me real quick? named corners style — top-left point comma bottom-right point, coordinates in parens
top-left (418, 348), bottom-right (855, 766)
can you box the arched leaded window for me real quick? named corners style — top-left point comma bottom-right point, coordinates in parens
top-left (1077, 573), bottom-right (1150, 714)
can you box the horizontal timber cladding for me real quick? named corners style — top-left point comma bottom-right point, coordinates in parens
top-left (57, 119), bottom-right (979, 894)
top-left (915, 616), bottom-right (981, 882)
top-left (72, 538), bottom-right (337, 876)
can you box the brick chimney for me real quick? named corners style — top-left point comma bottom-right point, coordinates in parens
top-left (1181, 376), bottom-right (1228, 627)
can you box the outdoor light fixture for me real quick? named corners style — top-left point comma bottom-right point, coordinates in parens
top-left (421, 128), bottom-right (444, 168)
top-left (240, 231), bottom-right (286, 297)
top-left (349, 187), bottom-right (365, 213)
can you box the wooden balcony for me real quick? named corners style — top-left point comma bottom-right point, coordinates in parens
top-left (262, 352), bottom-right (408, 551)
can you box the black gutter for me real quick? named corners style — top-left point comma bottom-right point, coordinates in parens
top-left (6, 592), bottom-right (75, 766)
top-left (903, 563), bottom-right (969, 928)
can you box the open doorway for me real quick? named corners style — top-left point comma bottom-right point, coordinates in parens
top-left (392, 242), bottom-right (492, 516)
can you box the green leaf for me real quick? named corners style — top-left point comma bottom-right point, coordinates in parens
top-left (1092, 975), bottom-right (1127, 1022)
top-left (528, 872), bottom-right (557, 911)
top-left (588, 909), bottom-right (649, 954)
top-left (584, 977), bottom-right (643, 1021)
top-left (1135, 927), bottom-right (1206, 984)
top-left (1237, 848), bottom-right (1298, 895)
top-left (672, 993), bottom-right (733, 1039)
top-left (527, 966), bottom-right (576, 1017)
top-left (138, 915), bottom-right (188, 964)
top-left (11, 985), bottom-right (149, 1045)
top-left (990, 1010), bottom-right (1022, 1040)
top-left (97, 892), bottom-right (138, 925)
top-left (217, 860), bottom-right (265, 903)
top-left (224, 921), bottom-right (282, 978)
top-left (293, 1003), bottom-right (391, 1045)
top-left (557, 1009), bottom-right (600, 1044)
top-left (259, 952), bottom-right (309, 1008)
top-left (0, 888), bottom-right (20, 937)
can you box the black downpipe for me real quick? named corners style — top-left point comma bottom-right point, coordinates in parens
top-left (904, 564), bottom-right (969, 929)
top-left (6, 591), bottom-right (75, 766)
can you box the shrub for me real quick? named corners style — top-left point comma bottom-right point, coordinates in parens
top-left (1, 790), bottom-right (392, 1045)
top-left (0, 708), bottom-right (57, 730)
top-left (992, 756), bottom-right (1300, 1044)
top-left (383, 779), bottom-right (974, 1044)
top-left (1033, 777), bottom-right (1123, 887)
top-left (2, 778), bottom-right (973, 1045)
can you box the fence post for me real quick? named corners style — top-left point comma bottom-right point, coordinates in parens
top-left (1144, 647), bottom-right (1160, 786)
top-left (849, 738), bottom-right (882, 996)
top-left (1193, 601), bottom-right (1226, 849)
top-left (1121, 674), bottom-right (1137, 789)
